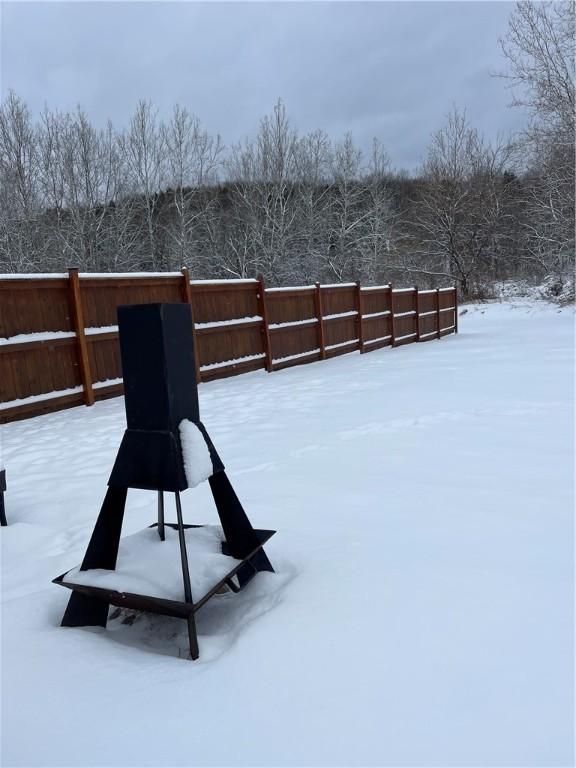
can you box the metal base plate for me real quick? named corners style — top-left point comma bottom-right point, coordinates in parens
top-left (53, 525), bottom-right (275, 618)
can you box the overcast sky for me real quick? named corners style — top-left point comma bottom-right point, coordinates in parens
top-left (1, 1), bottom-right (528, 171)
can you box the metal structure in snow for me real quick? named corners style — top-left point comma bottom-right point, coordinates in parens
top-left (53, 303), bottom-right (275, 659)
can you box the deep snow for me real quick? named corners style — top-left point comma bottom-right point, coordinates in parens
top-left (1, 301), bottom-right (574, 767)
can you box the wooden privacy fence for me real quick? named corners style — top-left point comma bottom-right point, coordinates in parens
top-left (0, 269), bottom-right (457, 423)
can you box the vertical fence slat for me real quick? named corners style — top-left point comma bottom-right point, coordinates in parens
top-left (355, 281), bottom-right (364, 353)
top-left (315, 282), bottom-right (326, 359)
top-left (68, 267), bottom-right (94, 406)
top-left (257, 274), bottom-right (273, 372)
top-left (181, 267), bottom-right (201, 383)
top-left (414, 286), bottom-right (421, 341)
top-left (389, 283), bottom-right (396, 347)
top-left (436, 287), bottom-right (441, 339)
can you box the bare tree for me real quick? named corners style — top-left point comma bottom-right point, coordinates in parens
top-left (162, 104), bottom-right (223, 273)
top-left (499, 1), bottom-right (575, 287)
top-left (356, 138), bottom-right (395, 283)
top-left (225, 99), bottom-right (299, 283)
top-left (292, 129), bottom-right (334, 281)
top-left (403, 108), bottom-right (514, 296)
top-left (321, 132), bottom-right (367, 281)
top-left (0, 91), bottom-right (41, 271)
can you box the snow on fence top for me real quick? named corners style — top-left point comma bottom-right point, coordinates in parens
top-left (190, 278), bottom-right (258, 285)
top-left (0, 330), bottom-right (76, 346)
top-left (85, 325), bottom-right (119, 335)
top-left (0, 273), bottom-right (69, 280)
top-left (362, 284), bottom-right (391, 291)
top-left (323, 311), bottom-right (358, 320)
top-left (80, 272), bottom-right (183, 279)
top-left (320, 282), bottom-right (357, 288)
top-left (266, 285), bottom-right (316, 293)
top-left (195, 316), bottom-right (262, 329)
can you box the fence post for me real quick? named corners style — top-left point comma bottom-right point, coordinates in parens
top-left (181, 267), bottom-right (201, 383)
top-left (355, 281), bottom-right (365, 353)
top-left (68, 267), bottom-right (94, 406)
top-left (315, 282), bottom-right (326, 359)
top-left (453, 285), bottom-right (459, 334)
top-left (257, 274), bottom-right (273, 373)
top-left (389, 282), bottom-right (396, 347)
top-left (414, 286), bottom-right (421, 342)
top-left (436, 287), bottom-right (441, 339)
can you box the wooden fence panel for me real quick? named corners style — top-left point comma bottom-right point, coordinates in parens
top-left (393, 315), bottom-right (418, 345)
top-left (0, 273), bottom-right (458, 423)
top-left (419, 314), bottom-right (438, 339)
top-left (0, 339), bottom-right (80, 401)
top-left (418, 292), bottom-right (437, 314)
top-left (0, 277), bottom-right (72, 337)
top-left (196, 323), bottom-right (264, 369)
top-left (81, 277), bottom-right (182, 328)
top-left (362, 315), bottom-right (392, 348)
top-left (191, 281), bottom-right (260, 324)
top-left (361, 286), bottom-right (390, 316)
top-left (88, 335), bottom-right (122, 385)
top-left (265, 288), bottom-right (316, 325)
top-left (438, 288), bottom-right (457, 332)
top-left (270, 323), bottom-right (320, 368)
top-left (391, 289), bottom-right (415, 315)
top-left (321, 284), bottom-right (356, 316)
top-left (323, 316), bottom-right (358, 351)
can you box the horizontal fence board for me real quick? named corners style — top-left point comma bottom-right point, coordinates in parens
top-left (325, 340), bottom-right (360, 359)
top-left (272, 350), bottom-right (322, 371)
top-left (0, 391), bottom-right (86, 423)
top-left (200, 356), bottom-right (265, 383)
top-left (0, 274), bottom-right (457, 423)
top-left (363, 336), bottom-right (392, 351)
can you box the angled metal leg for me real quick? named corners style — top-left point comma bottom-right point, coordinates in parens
top-left (186, 615), bottom-right (199, 661)
top-left (0, 470), bottom-right (6, 526)
top-left (61, 485), bottom-right (128, 628)
top-left (209, 471), bottom-right (274, 588)
top-left (0, 493), bottom-right (6, 527)
top-left (157, 491), bottom-right (165, 541)
top-left (174, 491), bottom-right (199, 660)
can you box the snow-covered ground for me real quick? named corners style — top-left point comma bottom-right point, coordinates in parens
top-left (1, 301), bottom-right (573, 767)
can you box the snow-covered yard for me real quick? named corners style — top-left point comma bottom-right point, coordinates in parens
top-left (1, 301), bottom-right (573, 767)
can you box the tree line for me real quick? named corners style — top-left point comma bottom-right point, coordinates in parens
top-left (0, 1), bottom-right (573, 299)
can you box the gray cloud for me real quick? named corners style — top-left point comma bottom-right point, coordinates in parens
top-left (1, 1), bottom-right (528, 170)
